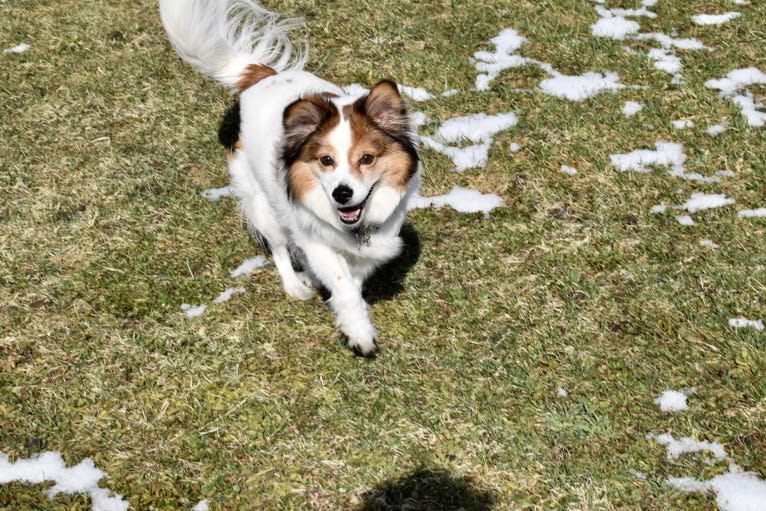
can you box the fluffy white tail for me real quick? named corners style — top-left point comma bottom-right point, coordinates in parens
top-left (159, 0), bottom-right (307, 90)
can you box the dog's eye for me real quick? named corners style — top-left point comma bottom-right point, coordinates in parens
top-left (319, 155), bottom-right (334, 167)
top-left (359, 154), bottom-right (375, 165)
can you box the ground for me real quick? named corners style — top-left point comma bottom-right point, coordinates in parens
top-left (1, 0), bottom-right (765, 510)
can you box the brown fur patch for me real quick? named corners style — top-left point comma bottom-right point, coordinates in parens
top-left (236, 64), bottom-right (277, 92)
top-left (286, 161), bottom-right (316, 201)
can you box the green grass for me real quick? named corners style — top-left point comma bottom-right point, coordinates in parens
top-left (1, 0), bottom-right (765, 509)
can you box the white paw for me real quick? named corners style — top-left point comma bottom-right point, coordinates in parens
top-left (343, 321), bottom-right (378, 357)
top-left (283, 274), bottom-right (317, 301)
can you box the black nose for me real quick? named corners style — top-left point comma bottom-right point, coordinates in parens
top-left (332, 185), bottom-right (353, 204)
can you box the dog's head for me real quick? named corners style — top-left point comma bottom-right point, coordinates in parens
top-left (281, 81), bottom-right (419, 230)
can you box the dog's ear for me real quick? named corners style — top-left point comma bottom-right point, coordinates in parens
top-left (282, 96), bottom-right (338, 163)
top-left (359, 80), bottom-right (409, 135)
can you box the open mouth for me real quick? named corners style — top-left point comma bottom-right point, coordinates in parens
top-left (338, 200), bottom-right (366, 225)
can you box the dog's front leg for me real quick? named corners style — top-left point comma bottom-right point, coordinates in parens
top-left (301, 241), bottom-right (377, 356)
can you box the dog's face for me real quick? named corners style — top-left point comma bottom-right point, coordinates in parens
top-left (281, 81), bottom-right (419, 230)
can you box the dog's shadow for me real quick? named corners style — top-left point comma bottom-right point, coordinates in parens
top-left (356, 467), bottom-right (495, 511)
top-left (363, 222), bottom-right (421, 304)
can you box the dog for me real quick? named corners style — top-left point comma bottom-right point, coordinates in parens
top-left (159, 0), bottom-right (421, 356)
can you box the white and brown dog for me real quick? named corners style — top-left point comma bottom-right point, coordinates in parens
top-left (160, 0), bottom-right (420, 356)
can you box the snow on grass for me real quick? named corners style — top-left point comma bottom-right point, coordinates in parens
top-left (400, 85), bottom-right (435, 102)
top-left (705, 68), bottom-right (766, 127)
top-left (672, 119), bottom-right (694, 129)
top-left (181, 303), bottom-right (207, 319)
top-left (677, 215), bottom-right (695, 226)
top-left (191, 499), bottom-right (210, 511)
top-left (212, 287), bottom-right (246, 304)
top-left (560, 165), bottom-right (578, 176)
top-left (706, 123), bottom-right (728, 136)
top-left (437, 112), bottom-right (518, 144)
top-left (557, 387), bottom-right (569, 398)
top-left (622, 101), bottom-right (643, 117)
top-left (420, 112), bottom-right (518, 172)
top-left (591, 15), bottom-right (640, 40)
top-left (728, 317), bottom-right (765, 331)
top-left (681, 193), bottom-right (735, 213)
top-left (647, 433), bottom-right (728, 462)
top-left (409, 187), bottom-right (504, 218)
top-left (692, 12), bottom-right (742, 26)
top-left (473, 27), bottom-right (627, 101)
top-left (509, 142), bottom-right (522, 152)
top-left (738, 208), bottom-right (766, 218)
top-left (539, 71), bottom-right (625, 101)
top-left (700, 239), bottom-right (721, 249)
top-left (610, 141), bottom-right (719, 183)
top-left (0, 451), bottom-right (129, 511)
top-left (3, 43), bottom-right (31, 54)
top-left (200, 185), bottom-right (236, 201)
top-left (654, 390), bottom-right (690, 412)
top-left (230, 255), bottom-right (269, 278)
top-left (667, 465), bottom-right (766, 511)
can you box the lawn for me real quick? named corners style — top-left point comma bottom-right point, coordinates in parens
top-left (1, 0), bottom-right (765, 509)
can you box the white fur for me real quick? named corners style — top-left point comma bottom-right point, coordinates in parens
top-left (160, 0), bottom-right (420, 355)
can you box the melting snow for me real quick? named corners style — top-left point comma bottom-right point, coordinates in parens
top-left (181, 303), bottom-right (207, 319)
top-left (677, 215), bottom-right (695, 226)
top-left (654, 390), bottom-right (690, 412)
top-left (738, 208), bottom-right (766, 218)
top-left (692, 12), bottom-right (742, 26)
top-left (539, 72), bottom-right (624, 101)
top-left (212, 287), bottom-right (246, 304)
top-left (668, 465), bottom-right (766, 511)
top-left (700, 239), bottom-right (721, 249)
top-left (611, 142), bottom-right (718, 183)
top-left (681, 193), bottom-right (735, 213)
top-left (707, 123), bottom-right (728, 136)
top-left (672, 119), bottom-right (694, 129)
top-left (560, 165), bottom-right (578, 176)
top-left (622, 101), bottom-right (644, 117)
top-left (591, 15), bottom-right (640, 40)
top-left (647, 433), bottom-right (728, 462)
top-left (0, 451), bottom-right (129, 511)
top-left (728, 318), bottom-right (765, 331)
top-left (192, 500), bottom-right (210, 511)
top-left (230, 255), bottom-right (269, 278)
top-left (557, 387), bottom-right (569, 398)
top-left (3, 43), bottom-right (31, 54)
top-left (706, 68), bottom-right (766, 127)
top-left (400, 85), bottom-right (435, 102)
top-left (409, 187), bottom-right (504, 218)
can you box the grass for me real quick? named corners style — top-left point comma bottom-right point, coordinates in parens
top-left (1, 0), bottom-right (765, 509)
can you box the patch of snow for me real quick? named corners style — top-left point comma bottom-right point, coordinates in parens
top-left (692, 12), bottom-right (742, 26)
top-left (681, 193), bottom-right (735, 213)
top-left (647, 432), bottom-right (728, 462)
top-left (730, 0), bottom-right (749, 4)
top-left (409, 111), bottom-right (428, 128)
top-left (400, 85), bottom-right (435, 102)
top-left (230, 256), bottom-right (269, 278)
top-left (181, 303), bottom-right (207, 319)
top-left (437, 112), bottom-right (518, 144)
top-left (560, 165), bottom-right (578, 176)
top-left (672, 119), bottom-right (694, 129)
top-left (3, 43), bottom-right (30, 54)
top-left (706, 123), bottom-right (728, 136)
top-left (212, 287), bottom-right (246, 304)
top-left (538, 71), bottom-right (625, 101)
top-left (0, 451), bottom-right (129, 511)
top-left (420, 136), bottom-right (492, 172)
top-left (677, 215), bottom-right (695, 226)
top-left (715, 169), bottom-right (736, 178)
top-left (201, 185), bottom-right (236, 201)
top-left (472, 28), bottom-right (530, 91)
top-left (557, 387), bottom-right (569, 398)
top-left (651, 205), bottom-right (669, 214)
top-left (728, 318), bottom-right (764, 331)
top-left (706, 68), bottom-right (766, 127)
top-left (635, 33), bottom-right (709, 51)
top-left (610, 142), bottom-right (718, 183)
top-left (409, 187), bottom-right (504, 218)
top-left (630, 469), bottom-right (648, 480)
top-left (591, 16), bottom-right (641, 40)
top-left (622, 101), bottom-right (644, 117)
top-left (654, 390), bottom-right (689, 412)
top-left (649, 48), bottom-right (682, 75)
top-left (738, 208), bottom-right (766, 218)
top-left (192, 500), bottom-right (210, 511)
top-left (667, 465), bottom-right (766, 511)
top-left (509, 142), bottom-right (522, 152)
top-left (700, 239), bottom-right (720, 249)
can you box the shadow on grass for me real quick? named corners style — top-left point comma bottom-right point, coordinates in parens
top-left (363, 222), bottom-right (421, 304)
top-left (357, 467), bottom-right (495, 511)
